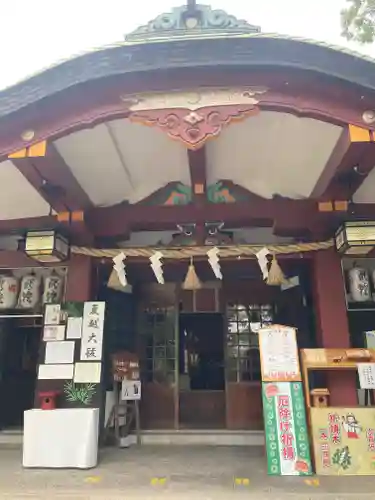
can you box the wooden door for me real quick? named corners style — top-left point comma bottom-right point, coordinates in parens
top-left (137, 284), bottom-right (178, 429)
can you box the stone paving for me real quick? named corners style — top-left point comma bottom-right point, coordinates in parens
top-left (0, 444), bottom-right (374, 499)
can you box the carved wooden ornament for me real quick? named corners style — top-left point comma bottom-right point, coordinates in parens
top-left (127, 88), bottom-right (266, 149)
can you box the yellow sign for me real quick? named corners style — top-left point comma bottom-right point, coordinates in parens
top-left (311, 407), bottom-right (375, 475)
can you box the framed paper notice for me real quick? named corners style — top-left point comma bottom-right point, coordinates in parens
top-left (258, 325), bottom-right (301, 382)
top-left (358, 363), bottom-right (375, 389)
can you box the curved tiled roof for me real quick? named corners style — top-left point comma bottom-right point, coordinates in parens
top-left (5, 32), bottom-right (375, 92)
top-left (1, 3), bottom-right (375, 120)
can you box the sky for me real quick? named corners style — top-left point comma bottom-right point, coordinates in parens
top-left (0, 0), bottom-right (374, 90)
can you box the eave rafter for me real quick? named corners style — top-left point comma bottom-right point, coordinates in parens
top-left (8, 141), bottom-right (94, 244)
top-left (311, 124), bottom-right (375, 201)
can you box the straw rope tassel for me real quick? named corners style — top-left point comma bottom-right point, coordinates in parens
top-left (182, 257), bottom-right (202, 290)
top-left (107, 269), bottom-right (127, 291)
top-left (266, 254), bottom-right (286, 286)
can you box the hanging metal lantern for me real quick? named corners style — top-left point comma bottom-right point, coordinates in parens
top-left (348, 265), bottom-right (371, 302)
top-left (25, 230), bottom-right (69, 263)
top-left (335, 221), bottom-right (375, 255)
top-left (0, 274), bottom-right (19, 310)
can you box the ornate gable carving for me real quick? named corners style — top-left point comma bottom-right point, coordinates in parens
top-left (125, 4), bottom-right (260, 43)
top-left (126, 87), bottom-right (266, 149)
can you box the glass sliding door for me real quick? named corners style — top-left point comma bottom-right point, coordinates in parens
top-left (138, 305), bottom-right (178, 429)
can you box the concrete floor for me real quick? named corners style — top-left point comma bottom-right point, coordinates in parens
top-left (1, 444), bottom-right (374, 499)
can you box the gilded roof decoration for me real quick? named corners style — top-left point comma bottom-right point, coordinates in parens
top-left (125, 4), bottom-right (261, 42)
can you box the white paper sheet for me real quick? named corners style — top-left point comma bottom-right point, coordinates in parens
top-left (66, 317), bottom-right (83, 339)
top-left (44, 304), bottom-right (61, 325)
top-left (45, 341), bottom-right (75, 364)
top-left (38, 363), bottom-right (74, 380)
top-left (43, 325), bottom-right (65, 341)
top-left (358, 363), bottom-right (375, 389)
top-left (121, 380), bottom-right (141, 401)
top-left (74, 362), bottom-right (102, 383)
top-left (365, 331), bottom-right (375, 349)
top-left (258, 325), bottom-right (300, 381)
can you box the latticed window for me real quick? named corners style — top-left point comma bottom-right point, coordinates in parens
top-left (226, 303), bottom-right (274, 382)
top-left (138, 306), bottom-right (176, 385)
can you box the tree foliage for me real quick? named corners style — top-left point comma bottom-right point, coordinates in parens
top-left (341, 0), bottom-right (375, 43)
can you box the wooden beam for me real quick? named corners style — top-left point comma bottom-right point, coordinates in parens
top-left (187, 147), bottom-right (207, 244)
top-left (10, 142), bottom-right (92, 212)
top-left (188, 147), bottom-right (207, 205)
top-left (88, 198), bottom-right (322, 238)
top-left (6, 201), bottom-right (375, 242)
top-left (311, 125), bottom-right (375, 200)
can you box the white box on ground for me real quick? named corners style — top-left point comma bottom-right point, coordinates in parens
top-left (121, 380), bottom-right (141, 400)
top-left (23, 408), bottom-right (99, 469)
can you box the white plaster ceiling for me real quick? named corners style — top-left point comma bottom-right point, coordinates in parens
top-left (206, 111), bottom-right (342, 199)
top-left (54, 119), bottom-right (191, 206)
top-left (0, 160), bottom-right (50, 219)
top-left (353, 166), bottom-right (375, 203)
top-left (51, 111), bottom-right (342, 209)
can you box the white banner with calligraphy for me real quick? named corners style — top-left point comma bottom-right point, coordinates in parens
top-left (80, 301), bottom-right (106, 361)
top-left (258, 324), bottom-right (301, 382)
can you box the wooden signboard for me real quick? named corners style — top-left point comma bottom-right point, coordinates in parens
top-left (262, 381), bottom-right (312, 476)
top-left (311, 407), bottom-right (375, 475)
top-left (258, 325), bottom-right (301, 382)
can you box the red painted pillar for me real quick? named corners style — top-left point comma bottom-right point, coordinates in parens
top-left (312, 249), bottom-right (357, 406)
top-left (65, 255), bottom-right (93, 302)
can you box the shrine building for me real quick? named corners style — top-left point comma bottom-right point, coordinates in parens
top-left (0, 1), bottom-right (375, 439)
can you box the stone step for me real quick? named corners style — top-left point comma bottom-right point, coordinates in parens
top-left (139, 430), bottom-right (265, 446)
top-left (0, 428), bottom-right (265, 448)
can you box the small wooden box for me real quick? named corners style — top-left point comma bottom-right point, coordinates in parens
top-left (310, 388), bottom-right (330, 407)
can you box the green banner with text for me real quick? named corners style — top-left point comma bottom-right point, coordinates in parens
top-left (262, 381), bottom-right (312, 476)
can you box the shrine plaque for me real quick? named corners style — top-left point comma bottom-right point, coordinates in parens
top-left (258, 325), bottom-right (301, 382)
top-left (262, 382), bottom-right (312, 476)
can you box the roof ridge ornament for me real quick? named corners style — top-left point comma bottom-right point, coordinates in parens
top-left (125, 2), bottom-right (261, 43)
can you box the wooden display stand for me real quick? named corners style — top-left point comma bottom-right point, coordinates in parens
top-left (301, 348), bottom-right (375, 476)
top-left (105, 351), bottom-right (141, 448)
top-left (301, 348), bottom-right (375, 409)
